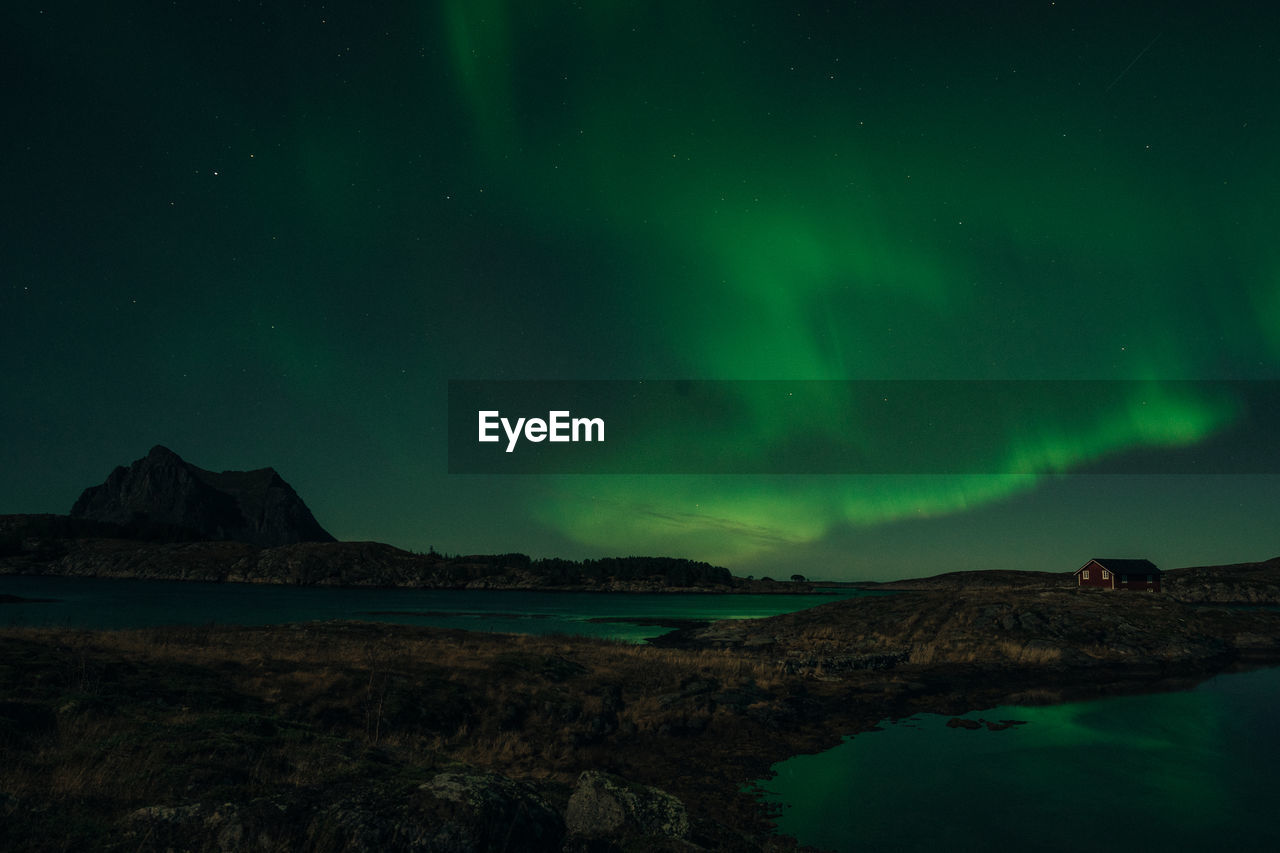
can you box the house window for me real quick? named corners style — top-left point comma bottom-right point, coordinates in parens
top-left (1147, 575), bottom-right (1153, 582)
top-left (1082, 570), bottom-right (1090, 580)
top-left (1102, 570), bottom-right (1110, 579)
top-left (1121, 575), bottom-right (1128, 583)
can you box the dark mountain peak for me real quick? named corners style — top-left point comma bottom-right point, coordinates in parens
top-left (70, 447), bottom-right (334, 547)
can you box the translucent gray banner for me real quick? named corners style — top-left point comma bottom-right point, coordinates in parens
top-left (447, 380), bottom-right (1280, 474)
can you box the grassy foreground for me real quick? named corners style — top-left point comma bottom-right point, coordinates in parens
top-left (4, 577), bottom-right (1280, 851)
top-left (0, 622), bottom-right (835, 851)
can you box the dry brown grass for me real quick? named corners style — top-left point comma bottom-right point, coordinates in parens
top-left (1079, 642), bottom-right (1118, 660)
top-left (0, 621), bottom-right (804, 814)
top-left (997, 641), bottom-right (1063, 665)
top-left (451, 730), bottom-right (538, 767)
top-left (904, 639), bottom-right (1064, 667)
top-left (900, 640), bottom-right (979, 664)
top-left (908, 642), bottom-right (936, 665)
top-left (7, 579), bottom-right (1275, 851)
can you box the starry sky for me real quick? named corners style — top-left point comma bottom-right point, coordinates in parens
top-left (3, 1), bottom-right (1277, 580)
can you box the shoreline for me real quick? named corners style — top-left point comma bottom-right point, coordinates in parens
top-left (0, 569), bottom-right (839, 597)
top-left (4, 584), bottom-right (1279, 850)
top-left (5, 555), bottom-right (1280, 849)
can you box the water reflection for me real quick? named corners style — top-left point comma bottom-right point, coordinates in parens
top-left (758, 667), bottom-right (1280, 852)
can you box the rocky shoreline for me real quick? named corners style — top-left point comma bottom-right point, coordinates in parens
top-left (4, 560), bottom-right (1280, 851)
top-left (851, 558), bottom-right (1280, 605)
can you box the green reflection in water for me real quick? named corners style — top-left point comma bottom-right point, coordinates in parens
top-left (758, 667), bottom-right (1280, 852)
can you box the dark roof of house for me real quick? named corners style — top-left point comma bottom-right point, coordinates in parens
top-left (1075, 558), bottom-right (1161, 575)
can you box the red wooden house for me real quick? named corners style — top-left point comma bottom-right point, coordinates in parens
top-left (1075, 558), bottom-right (1161, 591)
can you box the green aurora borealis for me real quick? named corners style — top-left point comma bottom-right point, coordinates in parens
top-left (3, 1), bottom-right (1278, 578)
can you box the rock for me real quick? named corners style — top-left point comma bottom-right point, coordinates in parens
top-left (70, 445), bottom-right (333, 546)
top-left (564, 771), bottom-right (690, 846)
top-left (946, 717), bottom-right (982, 730)
top-left (984, 719), bottom-right (1027, 731)
top-left (121, 772), bottom-right (566, 853)
top-left (124, 802), bottom-right (247, 853)
top-left (420, 771), bottom-right (564, 852)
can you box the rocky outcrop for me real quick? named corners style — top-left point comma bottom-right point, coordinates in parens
top-left (69, 445), bottom-right (334, 547)
top-left (564, 770), bottom-right (692, 849)
top-left (114, 770), bottom-right (699, 852)
top-left (420, 771), bottom-right (565, 851)
top-left (226, 541), bottom-right (436, 586)
top-left (119, 771), bottom-right (567, 853)
top-left (863, 561), bottom-right (1280, 605)
top-left (677, 580), bottom-right (1280, 671)
top-left (1164, 557), bottom-right (1280, 604)
top-left (865, 569), bottom-right (1075, 591)
top-left (53, 539), bottom-right (259, 582)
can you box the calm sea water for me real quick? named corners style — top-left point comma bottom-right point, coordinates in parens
top-left (0, 575), bottom-right (864, 642)
top-left (757, 665), bottom-right (1280, 852)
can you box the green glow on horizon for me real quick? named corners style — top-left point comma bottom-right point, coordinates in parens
top-left (534, 382), bottom-right (1235, 564)
top-left (535, 475), bottom-right (1035, 566)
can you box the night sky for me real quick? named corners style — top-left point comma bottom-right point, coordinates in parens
top-left (3, 1), bottom-right (1277, 579)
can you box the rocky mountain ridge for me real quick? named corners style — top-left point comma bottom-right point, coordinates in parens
top-left (69, 445), bottom-right (334, 547)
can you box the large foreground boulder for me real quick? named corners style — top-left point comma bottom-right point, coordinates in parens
top-left (564, 771), bottom-right (692, 850)
top-left (420, 771), bottom-right (565, 851)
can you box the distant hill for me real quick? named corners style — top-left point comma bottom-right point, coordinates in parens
top-left (671, 568), bottom-right (1280, 674)
top-left (69, 445), bottom-right (334, 547)
top-left (1163, 556), bottom-right (1280, 604)
top-left (0, 520), bottom-right (759, 592)
top-left (851, 559), bottom-right (1280, 605)
top-left (859, 569), bottom-right (1073, 591)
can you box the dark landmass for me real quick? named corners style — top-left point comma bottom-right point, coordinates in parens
top-left (359, 611), bottom-right (559, 620)
top-left (4, 561), bottom-right (1280, 851)
top-left (69, 445), bottom-right (335, 547)
top-left (3, 446), bottom-right (819, 594)
top-left (856, 568), bottom-right (1074, 591)
top-left (585, 617), bottom-right (712, 631)
top-left (663, 570), bottom-right (1280, 666)
top-left (945, 717), bottom-right (1027, 731)
top-left (0, 514), bottom-right (815, 594)
top-left (5, 450), bottom-right (1279, 848)
top-left (0, 594), bottom-right (57, 604)
top-left (853, 558), bottom-right (1280, 605)
top-left (1163, 556), bottom-right (1280, 604)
